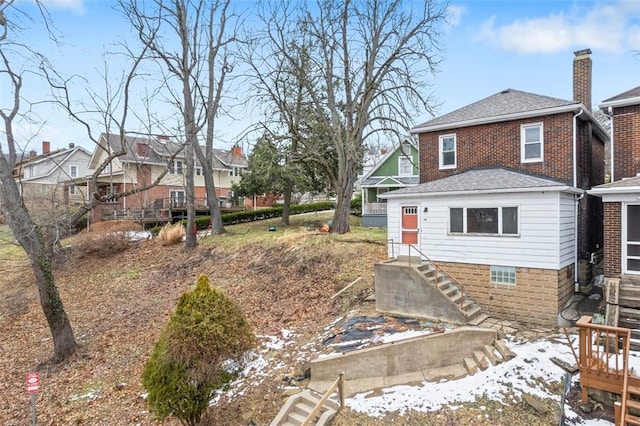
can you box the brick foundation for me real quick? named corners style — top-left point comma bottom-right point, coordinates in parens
top-left (435, 262), bottom-right (574, 328)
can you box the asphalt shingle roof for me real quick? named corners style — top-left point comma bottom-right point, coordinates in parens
top-left (592, 175), bottom-right (640, 190)
top-left (380, 168), bottom-right (571, 197)
top-left (413, 89), bottom-right (577, 130)
top-left (602, 86), bottom-right (640, 103)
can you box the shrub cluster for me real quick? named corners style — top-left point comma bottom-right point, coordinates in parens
top-left (74, 220), bottom-right (142, 258)
top-left (142, 275), bottom-right (256, 425)
top-left (157, 223), bottom-right (185, 246)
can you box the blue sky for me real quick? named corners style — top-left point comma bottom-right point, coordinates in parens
top-left (6, 0), bottom-right (640, 154)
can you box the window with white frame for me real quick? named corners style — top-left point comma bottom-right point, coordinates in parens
top-left (449, 206), bottom-right (518, 235)
top-left (69, 165), bottom-right (78, 178)
top-left (170, 160), bottom-right (184, 175)
top-left (398, 156), bottom-right (413, 176)
top-left (195, 166), bottom-right (202, 176)
top-left (521, 123), bottom-right (543, 163)
top-left (439, 134), bottom-right (456, 169)
top-left (490, 265), bottom-right (516, 284)
top-left (69, 185), bottom-right (77, 196)
top-left (26, 165), bottom-right (33, 178)
top-left (229, 167), bottom-right (242, 177)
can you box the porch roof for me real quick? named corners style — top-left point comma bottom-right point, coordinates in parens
top-left (589, 175), bottom-right (640, 196)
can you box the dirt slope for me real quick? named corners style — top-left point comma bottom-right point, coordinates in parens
top-left (0, 218), bottom-right (386, 425)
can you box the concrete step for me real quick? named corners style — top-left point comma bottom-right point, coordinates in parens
top-left (494, 339), bottom-right (517, 360)
top-left (467, 314), bottom-right (489, 326)
top-left (482, 344), bottom-right (502, 365)
top-left (463, 357), bottom-right (478, 375)
top-left (473, 350), bottom-right (490, 370)
top-left (464, 305), bottom-right (482, 321)
top-left (442, 284), bottom-right (458, 297)
top-left (437, 280), bottom-right (451, 291)
top-left (448, 291), bottom-right (463, 304)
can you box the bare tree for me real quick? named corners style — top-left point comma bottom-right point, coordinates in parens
top-left (122, 0), bottom-right (241, 248)
top-left (0, 2), bottom-right (79, 362)
top-left (0, 1), bottom-right (166, 361)
top-left (251, 0), bottom-right (447, 233)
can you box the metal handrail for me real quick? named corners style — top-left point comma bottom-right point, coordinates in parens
top-left (387, 239), bottom-right (468, 309)
top-left (302, 372), bottom-right (345, 426)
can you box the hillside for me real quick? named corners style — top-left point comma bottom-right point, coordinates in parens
top-left (0, 215), bottom-right (610, 425)
top-left (0, 214), bottom-right (388, 425)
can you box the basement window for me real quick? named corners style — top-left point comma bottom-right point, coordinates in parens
top-left (490, 265), bottom-right (516, 285)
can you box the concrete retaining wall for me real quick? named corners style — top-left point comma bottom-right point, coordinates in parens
top-left (375, 261), bottom-right (467, 324)
top-left (309, 327), bottom-right (497, 396)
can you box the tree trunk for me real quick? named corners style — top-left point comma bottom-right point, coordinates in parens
top-left (0, 161), bottom-right (77, 362)
top-left (331, 162), bottom-right (356, 234)
top-left (281, 179), bottom-right (293, 226)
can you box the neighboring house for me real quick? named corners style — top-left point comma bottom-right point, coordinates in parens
top-left (14, 141), bottom-right (92, 211)
top-left (379, 49), bottom-right (608, 327)
top-left (87, 133), bottom-right (247, 223)
top-left (360, 139), bottom-right (419, 227)
top-left (589, 86), bottom-right (640, 287)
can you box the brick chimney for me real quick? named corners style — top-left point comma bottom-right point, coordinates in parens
top-left (42, 140), bottom-right (50, 154)
top-left (231, 145), bottom-right (242, 157)
top-left (573, 48), bottom-right (592, 112)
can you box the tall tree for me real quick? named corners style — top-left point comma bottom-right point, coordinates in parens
top-left (123, 0), bottom-right (240, 247)
top-left (0, 1), bottom-right (166, 361)
top-left (252, 0), bottom-right (447, 233)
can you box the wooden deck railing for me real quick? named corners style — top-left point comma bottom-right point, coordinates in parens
top-left (577, 315), bottom-right (631, 403)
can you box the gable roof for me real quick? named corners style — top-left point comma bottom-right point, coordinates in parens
top-left (361, 137), bottom-right (418, 182)
top-left (379, 167), bottom-right (582, 199)
top-left (412, 89), bottom-right (578, 133)
top-left (92, 133), bottom-right (247, 170)
top-left (18, 146), bottom-right (92, 181)
top-left (600, 86), bottom-right (640, 109)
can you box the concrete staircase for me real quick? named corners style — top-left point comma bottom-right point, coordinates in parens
top-left (462, 339), bottom-right (517, 375)
top-left (415, 262), bottom-right (489, 326)
top-left (269, 389), bottom-right (339, 426)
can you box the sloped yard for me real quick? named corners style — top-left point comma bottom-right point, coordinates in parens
top-left (0, 216), bottom-right (616, 425)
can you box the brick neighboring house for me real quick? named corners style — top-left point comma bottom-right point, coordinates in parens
top-left (87, 133), bottom-right (247, 223)
top-left (379, 49), bottom-right (608, 327)
top-left (14, 141), bottom-right (92, 212)
top-left (589, 86), bottom-right (640, 284)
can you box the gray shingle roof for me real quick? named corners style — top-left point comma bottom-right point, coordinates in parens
top-left (602, 86), bottom-right (640, 103)
top-left (591, 175), bottom-right (640, 190)
top-left (380, 168), bottom-right (574, 198)
top-left (412, 89), bottom-right (577, 130)
top-left (100, 134), bottom-right (247, 168)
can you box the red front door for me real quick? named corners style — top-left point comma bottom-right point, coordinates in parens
top-left (401, 206), bottom-right (418, 244)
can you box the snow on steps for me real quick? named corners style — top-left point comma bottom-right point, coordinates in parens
top-left (270, 389), bottom-right (339, 426)
top-left (463, 339), bottom-right (516, 375)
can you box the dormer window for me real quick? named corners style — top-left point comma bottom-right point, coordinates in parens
top-left (521, 123), bottom-right (543, 163)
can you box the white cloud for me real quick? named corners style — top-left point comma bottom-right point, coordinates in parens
top-left (476, 1), bottom-right (640, 53)
top-left (446, 4), bottom-right (466, 28)
top-left (39, 0), bottom-right (86, 14)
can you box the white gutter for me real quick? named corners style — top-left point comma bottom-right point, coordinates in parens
top-left (573, 108), bottom-right (584, 291)
top-left (379, 185), bottom-right (583, 199)
top-left (599, 96), bottom-right (640, 109)
top-left (608, 106), bottom-right (615, 182)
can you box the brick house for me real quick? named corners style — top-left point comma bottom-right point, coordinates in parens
top-left (87, 133), bottom-right (247, 223)
top-left (589, 86), bottom-right (640, 283)
top-left (379, 50), bottom-right (608, 327)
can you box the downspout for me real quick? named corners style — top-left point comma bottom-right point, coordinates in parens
top-left (573, 108), bottom-right (584, 292)
top-left (607, 105), bottom-right (614, 182)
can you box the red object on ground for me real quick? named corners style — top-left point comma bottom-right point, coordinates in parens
top-left (26, 372), bottom-right (40, 394)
